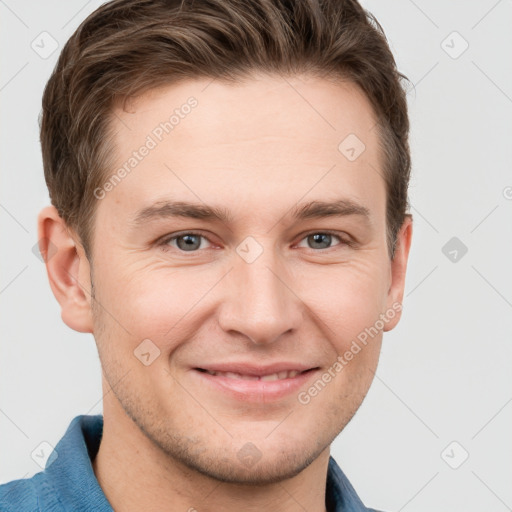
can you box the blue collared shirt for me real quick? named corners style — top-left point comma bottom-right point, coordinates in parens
top-left (0, 415), bottom-right (382, 511)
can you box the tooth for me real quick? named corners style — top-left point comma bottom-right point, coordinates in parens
top-left (240, 373), bottom-right (259, 380)
top-left (260, 373), bottom-right (279, 381)
top-left (206, 370), bottom-right (303, 380)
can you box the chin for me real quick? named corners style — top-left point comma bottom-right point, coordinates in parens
top-left (175, 447), bottom-right (323, 485)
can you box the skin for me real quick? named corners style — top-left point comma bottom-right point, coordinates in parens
top-left (38, 73), bottom-right (412, 512)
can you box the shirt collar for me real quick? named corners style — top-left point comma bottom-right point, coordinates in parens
top-left (326, 455), bottom-right (375, 511)
top-left (42, 415), bottom-right (373, 512)
top-left (42, 414), bottom-right (113, 511)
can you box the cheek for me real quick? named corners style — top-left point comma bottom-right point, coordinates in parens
top-left (95, 262), bottom-right (218, 352)
top-left (298, 258), bottom-right (390, 347)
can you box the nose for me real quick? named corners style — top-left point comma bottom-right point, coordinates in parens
top-left (217, 247), bottom-right (303, 345)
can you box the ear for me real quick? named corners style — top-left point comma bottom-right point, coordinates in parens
top-left (37, 205), bottom-right (94, 333)
top-left (383, 214), bottom-right (413, 331)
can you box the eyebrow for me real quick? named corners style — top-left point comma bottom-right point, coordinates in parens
top-left (290, 199), bottom-right (370, 222)
top-left (131, 201), bottom-right (234, 225)
top-left (130, 198), bottom-right (371, 226)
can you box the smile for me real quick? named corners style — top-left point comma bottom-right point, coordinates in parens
top-left (199, 369), bottom-right (304, 380)
top-left (192, 366), bottom-right (319, 402)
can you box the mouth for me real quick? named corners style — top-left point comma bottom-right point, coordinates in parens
top-left (195, 368), bottom-right (313, 380)
top-left (191, 365), bottom-right (320, 402)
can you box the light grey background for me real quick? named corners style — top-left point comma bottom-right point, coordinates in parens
top-left (1, 1), bottom-right (511, 510)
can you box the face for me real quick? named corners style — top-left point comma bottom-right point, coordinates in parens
top-left (72, 74), bottom-right (411, 483)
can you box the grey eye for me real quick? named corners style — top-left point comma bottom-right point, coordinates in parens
top-left (304, 233), bottom-right (338, 250)
top-left (171, 234), bottom-right (206, 251)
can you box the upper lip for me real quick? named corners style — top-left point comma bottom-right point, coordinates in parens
top-left (194, 362), bottom-right (318, 377)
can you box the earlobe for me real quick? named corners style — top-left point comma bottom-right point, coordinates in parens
top-left (383, 215), bottom-right (413, 332)
top-left (37, 205), bottom-right (94, 333)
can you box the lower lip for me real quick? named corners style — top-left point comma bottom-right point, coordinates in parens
top-left (192, 368), bottom-right (319, 402)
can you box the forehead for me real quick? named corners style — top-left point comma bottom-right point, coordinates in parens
top-left (116, 73), bottom-right (379, 147)
top-left (101, 74), bottom-right (385, 226)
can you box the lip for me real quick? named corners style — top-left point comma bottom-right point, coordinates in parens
top-left (191, 363), bottom-right (320, 402)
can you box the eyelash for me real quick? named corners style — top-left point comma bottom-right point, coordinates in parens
top-left (157, 230), bottom-right (354, 253)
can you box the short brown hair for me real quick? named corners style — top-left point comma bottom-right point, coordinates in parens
top-left (40, 0), bottom-right (411, 260)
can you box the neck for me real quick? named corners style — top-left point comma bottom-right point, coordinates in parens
top-left (92, 397), bottom-right (330, 512)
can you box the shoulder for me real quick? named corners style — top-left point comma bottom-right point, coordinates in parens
top-left (0, 414), bottom-right (106, 512)
top-left (0, 472), bottom-right (44, 511)
top-left (0, 469), bottom-right (68, 512)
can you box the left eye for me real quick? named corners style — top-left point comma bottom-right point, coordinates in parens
top-left (162, 233), bottom-right (211, 252)
top-left (296, 232), bottom-right (344, 250)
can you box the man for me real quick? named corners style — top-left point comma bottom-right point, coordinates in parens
top-left (0, 0), bottom-right (412, 510)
